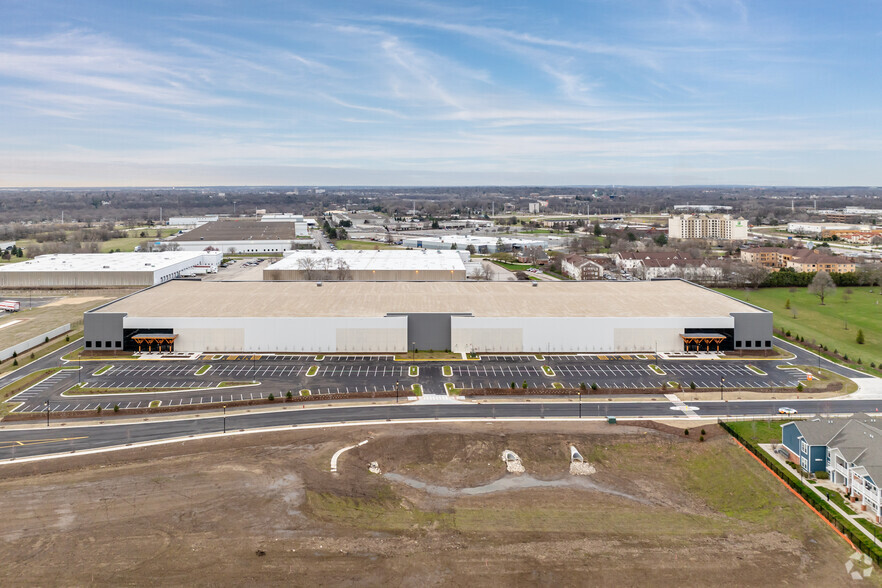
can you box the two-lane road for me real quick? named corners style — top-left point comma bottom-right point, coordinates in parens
top-left (2, 397), bottom-right (881, 462)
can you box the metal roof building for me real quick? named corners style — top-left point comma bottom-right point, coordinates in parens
top-left (264, 250), bottom-right (467, 281)
top-left (83, 279), bottom-right (772, 354)
top-left (0, 251), bottom-right (222, 288)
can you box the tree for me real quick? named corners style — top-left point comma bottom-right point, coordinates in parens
top-left (654, 233), bottom-right (668, 246)
top-left (808, 270), bottom-right (835, 305)
top-left (784, 298), bottom-right (790, 310)
top-left (593, 222), bottom-right (602, 237)
top-left (857, 329), bottom-right (865, 345)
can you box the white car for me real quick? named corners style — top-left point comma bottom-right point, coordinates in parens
top-left (778, 407), bottom-right (798, 415)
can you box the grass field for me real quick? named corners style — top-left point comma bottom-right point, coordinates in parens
top-left (490, 260), bottom-right (533, 272)
top-left (0, 298), bottom-right (113, 350)
top-left (333, 239), bottom-right (402, 250)
top-left (719, 286), bottom-right (882, 365)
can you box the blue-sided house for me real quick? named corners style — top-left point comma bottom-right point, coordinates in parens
top-left (781, 414), bottom-right (882, 522)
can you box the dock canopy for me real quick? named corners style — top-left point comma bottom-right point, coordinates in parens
top-left (680, 333), bottom-right (727, 351)
top-left (131, 334), bottom-right (177, 352)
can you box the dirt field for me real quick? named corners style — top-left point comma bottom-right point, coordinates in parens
top-left (0, 422), bottom-right (876, 586)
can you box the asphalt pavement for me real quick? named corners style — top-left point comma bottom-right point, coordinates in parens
top-left (1, 397), bottom-right (881, 462)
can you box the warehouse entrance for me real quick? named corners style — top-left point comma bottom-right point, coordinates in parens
top-left (386, 312), bottom-right (471, 353)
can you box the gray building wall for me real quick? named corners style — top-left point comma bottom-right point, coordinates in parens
top-left (732, 312), bottom-right (774, 349)
top-left (387, 313), bottom-right (471, 351)
top-left (84, 312), bottom-right (126, 350)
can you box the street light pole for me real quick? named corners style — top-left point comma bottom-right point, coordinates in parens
top-left (45, 400), bottom-right (50, 427)
top-left (223, 405), bottom-right (226, 434)
top-left (720, 376), bottom-right (725, 401)
top-left (411, 342), bottom-right (415, 362)
top-left (396, 380), bottom-right (399, 404)
top-left (578, 392), bottom-right (582, 419)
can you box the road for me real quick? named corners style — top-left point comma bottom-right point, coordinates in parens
top-left (1, 396), bottom-right (881, 462)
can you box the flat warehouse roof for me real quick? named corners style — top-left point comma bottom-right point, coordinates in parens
top-left (170, 220), bottom-right (296, 242)
top-left (95, 280), bottom-right (764, 318)
top-left (268, 250), bottom-right (465, 272)
top-left (0, 252), bottom-right (207, 273)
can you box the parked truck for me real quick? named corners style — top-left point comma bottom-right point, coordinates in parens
top-left (0, 300), bottom-right (21, 312)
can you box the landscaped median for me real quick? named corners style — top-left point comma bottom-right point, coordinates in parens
top-left (443, 382), bottom-right (460, 395)
top-left (306, 365), bottom-right (319, 377)
top-left (411, 384), bottom-right (423, 396)
top-left (92, 365), bottom-right (113, 376)
top-left (0, 367), bottom-right (78, 416)
top-left (648, 364), bottom-right (665, 375)
top-left (722, 421), bottom-right (882, 566)
top-left (442, 365), bottom-right (453, 377)
top-left (746, 364), bottom-right (767, 375)
top-left (195, 364), bottom-right (211, 376)
top-left (409, 366), bottom-right (419, 377)
top-left (63, 381), bottom-right (257, 395)
top-left (541, 365), bottom-right (555, 377)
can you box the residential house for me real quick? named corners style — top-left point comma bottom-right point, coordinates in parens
top-left (781, 415), bottom-right (882, 522)
top-left (562, 254), bottom-right (603, 280)
top-left (516, 247), bottom-right (549, 266)
top-left (741, 247), bottom-right (856, 273)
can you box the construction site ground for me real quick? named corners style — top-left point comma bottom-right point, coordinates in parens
top-left (0, 421), bottom-right (876, 586)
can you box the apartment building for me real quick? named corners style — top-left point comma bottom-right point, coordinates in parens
top-left (668, 214), bottom-right (749, 240)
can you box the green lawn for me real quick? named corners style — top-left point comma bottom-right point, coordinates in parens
top-left (719, 287), bottom-right (882, 365)
top-left (333, 239), bottom-right (402, 250)
top-left (726, 420), bottom-right (789, 444)
top-left (490, 260), bottom-right (533, 272)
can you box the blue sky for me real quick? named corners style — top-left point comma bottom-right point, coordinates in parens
top-left (1, 0), bottom-right (881, 187)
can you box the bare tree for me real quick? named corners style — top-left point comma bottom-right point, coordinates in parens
top-left (808, 270), bottom-right (836, 305)
top-left (334, 259), bottom-right (352, 281)
top-left (297, 256), bottom-right (318, 280)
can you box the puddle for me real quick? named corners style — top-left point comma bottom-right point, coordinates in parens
top-left (383, 473), bottom-right (647, 502)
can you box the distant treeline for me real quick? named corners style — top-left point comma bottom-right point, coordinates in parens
top-left (760, 267), bottom-right (881, 288)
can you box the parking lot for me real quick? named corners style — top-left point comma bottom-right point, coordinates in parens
top-left (5, 354), bottom-right (807, 413)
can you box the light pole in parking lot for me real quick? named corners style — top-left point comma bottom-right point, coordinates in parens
top-left (720, 376), bottom-right (725, 400)
top-left (45, 400), bottom-right (50, 427)
top-left (395, 381), bottom-right (399, 404)
top-left (411, 342), bottom-right (415, 362)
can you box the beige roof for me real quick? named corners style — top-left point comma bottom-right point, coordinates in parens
top-left (95, 279), bottom-right (764, 318)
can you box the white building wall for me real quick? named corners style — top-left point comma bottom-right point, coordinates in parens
top-left (173, 239), bottom-right (299, 254)
top-left (451, 316), bottom-right (733, 353)
top-left (124, 316), bottom-right (407, 352)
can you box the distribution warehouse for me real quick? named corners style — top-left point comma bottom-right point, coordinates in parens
top-left (264, 250), bottom-right (467, 281)
top-left (0, 251), bottom-right (222, 288)
top-left (83, 279), bottom-right (772, 354)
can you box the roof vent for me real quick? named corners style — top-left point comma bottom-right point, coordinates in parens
top-left (532, 282), bottom-right (538, 287)
top-left (317, 281), bottom-right (322, 287)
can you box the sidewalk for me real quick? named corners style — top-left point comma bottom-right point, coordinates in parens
top-left (760, 443), bottom-right (882, 548)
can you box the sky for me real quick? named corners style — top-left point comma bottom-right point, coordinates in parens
top-left (1, 0), bottom-right (881, 187)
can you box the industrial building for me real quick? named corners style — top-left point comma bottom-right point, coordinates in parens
top-left (83, 279), bottom-right (772, 354)
top-left (402, 235), bottom-right (545, 253)
top-left (264, 250), bottom-right (467, 281)
top-left (0, 251), bottom-right (222, 289)
top-left (668, 214), bottom-right (748, 240)
top-left (169, 219), bottom-right (311, 253)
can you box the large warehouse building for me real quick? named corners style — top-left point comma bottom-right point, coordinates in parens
top-left (0, 251), bottom-right (222, 289)
top-left (264, 250), bottom-right (467, 281)
top-left (84, 280), bottom-right (772, 354)
top-left (169, 219), bottom-right (311, 253)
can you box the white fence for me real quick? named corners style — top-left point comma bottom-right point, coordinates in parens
top-left (0, 323), bottom-right (71, 361)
